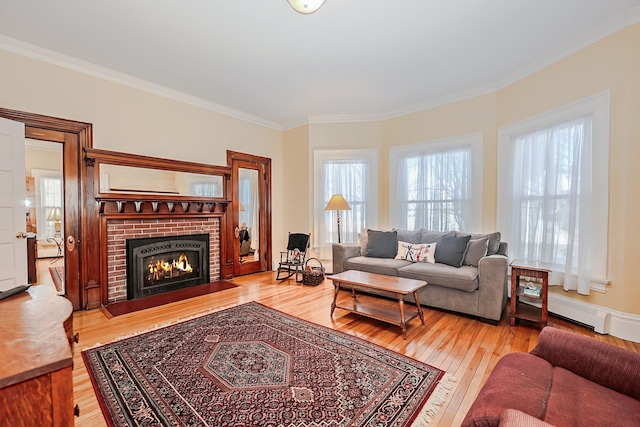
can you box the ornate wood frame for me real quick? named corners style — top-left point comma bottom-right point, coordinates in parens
top-left (84, 148), bottom-right (234, 307)
top-left (0, 107), bottom-right (91, 310)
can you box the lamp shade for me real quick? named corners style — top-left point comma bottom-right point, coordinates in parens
top-left (287, 0), bottom-right (326, 14)
top-left (47, 207), bottom-right (62, 221)
top-left (324, 194), bottom-right (351, 211)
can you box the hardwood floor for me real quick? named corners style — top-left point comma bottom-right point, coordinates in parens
top-left (72, 272), bottom-right (640, 427)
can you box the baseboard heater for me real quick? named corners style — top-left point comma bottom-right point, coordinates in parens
top-left (547, 293), bottom-right (610, 334)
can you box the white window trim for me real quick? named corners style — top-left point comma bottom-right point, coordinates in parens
top-left (313, 148), bottom-right (379, 252)
top-left (389, 132), bottom-right (483, 232)
top-left (497, 91), bottom-right (610, 293)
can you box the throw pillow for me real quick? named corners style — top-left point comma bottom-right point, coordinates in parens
top-left (358, 228), bottom-right (368, 255)
top-left (365, 230), bottom-right (398, 258)
top-left (287, 248), bottom-right (302, 263)
top-left (434, 234), bottom-right (471, 267)
top-left (464, 231), bottom-right (501, 255)
top-left (417, 242), bottom-right (437, 263)
top-left (395, 241), bottom-right (421, 262)
top-left (463, 237), bottom-right (489, 267)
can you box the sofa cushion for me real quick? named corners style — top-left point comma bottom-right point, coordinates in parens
top-left (343, 256), bottom-right (410, 276)
top-left (398, 263), bottom-right (479, 292)
top-left (420, 229), bottom-right (454, 245)
top-left (463, 237), bottom-right (489, 267)
top-left (461, 353), bottom-right (553, 427)
top-left (544, 367), bottom-right (640, 427)
top-left (435, 234), bottom-right (471, 267)
top-left (365, 230), bottom-right (397, 258)
top-left (460, 231), bottom-right (501, 255)
top-left (393, 228), bottom-right (422, 244)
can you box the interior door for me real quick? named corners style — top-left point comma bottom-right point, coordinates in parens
top-left (0, 107), bottom-right (92, 311)
top-left (0, 117), bottom-right (27, 291)
top-left (228, 151), bottom-right (272, 277)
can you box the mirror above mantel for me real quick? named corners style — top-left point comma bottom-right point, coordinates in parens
top-left (84, 148), bottom-right (232, 214)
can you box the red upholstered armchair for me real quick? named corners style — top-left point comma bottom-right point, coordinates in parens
top-left (462, 326), bottom-right (640, 427)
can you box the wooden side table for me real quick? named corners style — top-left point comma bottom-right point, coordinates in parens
top-left (510, 259), bottom-right (550, 328)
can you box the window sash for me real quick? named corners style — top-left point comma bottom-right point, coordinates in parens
top-left (390, 133), bottom-right (482, 232)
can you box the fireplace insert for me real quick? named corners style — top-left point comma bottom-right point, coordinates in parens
top-left (126, 234), bottom-right (210, 300)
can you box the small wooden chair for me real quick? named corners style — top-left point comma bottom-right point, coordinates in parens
top-left (276, 232), bottom-right (311, 281)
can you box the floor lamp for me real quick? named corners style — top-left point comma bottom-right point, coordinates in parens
top-left (324, 194), bottom-right (351, 243)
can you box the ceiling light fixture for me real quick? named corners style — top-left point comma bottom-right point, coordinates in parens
top-left (287, 0), bottom-right (326, 14)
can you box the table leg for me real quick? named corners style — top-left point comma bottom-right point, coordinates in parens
top-left (398, 294), bottom-right (407, 339)
top-left (413, 291), bottom-right (425, 325)
top-left (541, 271), bottom-right (549, 326)
top-left (510, 269), bottom-right (518, 326)
top-left (330, 282), bottom-right (340, 316)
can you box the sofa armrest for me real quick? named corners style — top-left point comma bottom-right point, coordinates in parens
top-left (475, 254), bottom-right (509, 321)
top-left (530, 327), bottom-right (640, 400)
top-left (332, 243), bottom-right (361, 274)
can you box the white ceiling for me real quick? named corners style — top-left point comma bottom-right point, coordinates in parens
top-left (1, 1), bottom-right (640, 130)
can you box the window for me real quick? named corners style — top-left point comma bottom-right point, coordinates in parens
top-left (313, 149), bottom-right (378, 258)
top-left (498, 92), bottom-right (610, 295)
top-left (390, 133), bottom-right (483, 232)
top-left (33, 169), bottom-right (63, 239)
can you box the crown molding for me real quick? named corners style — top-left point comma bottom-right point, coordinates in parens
top-left (0, 35), bottom-right (283, 131)
top-left (307, 6), bottom-right (640, 126)
top-left (2, 5), bottom-right (639, 131)
top-left (496, 6), bottom-right (640, 91)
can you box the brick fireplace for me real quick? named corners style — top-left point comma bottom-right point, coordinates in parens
top-left (106, 217), bottom-right (220, 304)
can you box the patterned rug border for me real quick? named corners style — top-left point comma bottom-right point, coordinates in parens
top-left (83, 301), bottom-right (454, 427)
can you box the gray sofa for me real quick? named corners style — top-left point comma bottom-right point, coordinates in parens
top-left (332, 229), bottom-right (509, 322)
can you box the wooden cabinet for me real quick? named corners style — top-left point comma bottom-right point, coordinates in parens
top-left (510, 259), bottom-right (550, 328)
top-left (0, 286), bottom-right (75, 426)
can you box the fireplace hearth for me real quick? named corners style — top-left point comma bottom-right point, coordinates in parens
top-left (126, 234), bottom-right (210, 300)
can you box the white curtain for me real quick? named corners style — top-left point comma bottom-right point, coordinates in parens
top-left (319, 159), bottom-right (370, 258)
top-left (396, 147), bottom-right (471, 231)
top-left (509, 115), bottom-right (593, 294)
top-left (34, 171), bottom-right (63, 240)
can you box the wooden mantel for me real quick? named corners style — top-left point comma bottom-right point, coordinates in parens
top-left (82, 148), bottom-right (234, 309)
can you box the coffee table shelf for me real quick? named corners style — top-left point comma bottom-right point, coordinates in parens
top-left (329, 270), bottom-right (428, 339)
top-left (334, 295), bottom-right (421, 326)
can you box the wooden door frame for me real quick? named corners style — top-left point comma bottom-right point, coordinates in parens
top-left (227, 151), bottom-right (272, 277)
top-left (0, 108), bottom-right (92, 310)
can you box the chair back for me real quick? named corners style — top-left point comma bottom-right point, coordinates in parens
top-left (287, 233), bottom-right (310, 252)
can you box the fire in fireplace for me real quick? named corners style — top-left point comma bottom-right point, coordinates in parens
top-left (126, 234), bottom-right (210, 300)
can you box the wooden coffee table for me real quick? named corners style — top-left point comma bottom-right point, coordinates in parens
top-left (328, 270), bottom-right (428, 339)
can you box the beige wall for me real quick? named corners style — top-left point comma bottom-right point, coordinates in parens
top-left (496, 24), bottom-right (640, 314)
top-left (2, 23), bottom-right (639, 315)
top-left (282, 125), bottom-right (310, 237)
top-left (289, 25), bottom-right (640, 315)
top-left (0, 48), bottom-right (286, 266)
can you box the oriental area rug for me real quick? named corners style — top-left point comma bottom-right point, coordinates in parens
top-left (83, 302), bottom-right (451, 427)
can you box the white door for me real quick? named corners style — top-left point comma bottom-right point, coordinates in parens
top-left (0, 117), bottom-right (26, 291)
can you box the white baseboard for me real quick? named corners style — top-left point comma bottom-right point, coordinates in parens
top-left (548, 292), bottom-right (640, 343)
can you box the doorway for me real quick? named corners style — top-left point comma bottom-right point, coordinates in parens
top-left (0, 107), bottom-right (92, 311)
top-left (25, 139), bottom-right (65, 293)
top-left (227, 151), bottom-right (272, 277)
